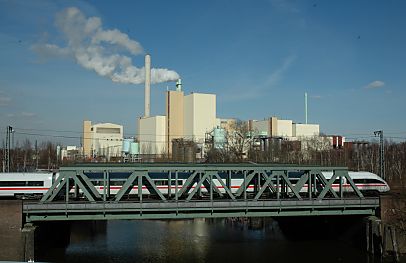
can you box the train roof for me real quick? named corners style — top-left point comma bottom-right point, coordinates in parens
top-left (0, 172), bottom-right (54, 180)
top-left (322, 171), bottom-right (384, 180)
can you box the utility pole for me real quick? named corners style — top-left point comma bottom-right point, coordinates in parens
top-left (374, 130), bottom-right (385, 179)
top-left (35, 140), bottom-right (38, 170)
top-left (2, 139), bottom-right (5, 172)
top-left (3, 126), bottom-right (13, 172)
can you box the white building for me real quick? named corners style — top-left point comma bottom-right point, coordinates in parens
top-left (292, 123), bottom-right (320, 137)
top-left (138, 116), bottom-right (166, 155)
top-left (183, 92), bottom-right (217, 144)
top-left (250, 117), bottom-right (293, 138)
top-left (82, 121), bottom-right (123, 159)
top-left (59, 145), bottom-right (81, 161)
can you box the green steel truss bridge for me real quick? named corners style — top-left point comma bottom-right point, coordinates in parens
top-left (23, 164), bottom-right (379, 222)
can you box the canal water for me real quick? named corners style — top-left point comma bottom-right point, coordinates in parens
top-left (36, 217), bottom-right (398, 263)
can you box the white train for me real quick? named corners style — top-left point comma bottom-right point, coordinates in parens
top-left (0, 171), bottom-right (389, 198)
top-left (0, 172), bottom-right (57, 198)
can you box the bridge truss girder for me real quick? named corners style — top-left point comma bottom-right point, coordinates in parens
top-left (39, 164), bottom-right (365, 203)
top-left (27, 164), bottom-right (375, 222)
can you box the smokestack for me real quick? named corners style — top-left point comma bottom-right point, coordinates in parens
top-left (305, 92), bottom-right (308, 124)
top-left (176, 78), bottom-right (182, 91)
top-left (144, 54), bottom-right (151, 117)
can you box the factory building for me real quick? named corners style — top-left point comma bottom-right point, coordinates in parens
top-left (135, 54), bottom-right (220, 158)
top-left (137, 90), bottom-right (217, 157)
top-left (166, 79), bottom-right (184, 154)
top-left (137, 54), bottom-right (218, 157)
top-left (183, 92), bottom-right (217, 144)
top-left (216, 118), bottom-right (236, 130)
top-left (82, 120), bottom-right (123, 159)
top-left (137, 116), bottom-right (166, 155)
top-left (292, 123), bottom-right (319, 137)
top-left (249, 117), bottom-right (297, 138)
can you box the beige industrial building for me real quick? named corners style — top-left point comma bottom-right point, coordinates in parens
top-left (166, 80), bottom-right (184, 154)
top-left (137, 77), bottom-right (218, 156)
top-left (216, 118), bottom-right (236, 130)
top-left (183, 92), bottom-right (217, 143)
top-left (292, 123), bottom-right (319, 137)
top-left (249, 117), bottom-right (319, 139)
top-left (137, 116), bottom-right (166, 155)
top-left (82, 120), bottom-right (123, 159)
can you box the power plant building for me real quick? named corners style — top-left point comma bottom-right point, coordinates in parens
top-left (166, 80), bottom-right (184, 154)
top-left (82, 121), bottom-right (123, 159)
top-left (250, 117), bottom-right (294, 138)
top-left (249, 117), bottom-right (320, 139)
top-left (292, 123), bottom-right (319, 137)
top-left (183, 92), bottom-right (216, 144)
top-left (136, 54), bottom-right (219, 157)
top-left (138, 90), bottom-right (217, 156)
top-left (138, 116), bottom-right (166, 155)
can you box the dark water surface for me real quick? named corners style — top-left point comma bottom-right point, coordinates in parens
top-left (36, 218), bottom-right (394, 263)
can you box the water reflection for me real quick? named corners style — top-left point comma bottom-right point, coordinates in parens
top-left (37, 218), bottom-right (386, 263)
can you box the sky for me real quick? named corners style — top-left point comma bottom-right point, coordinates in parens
top-left (0, 0), bottom-right (406, 145)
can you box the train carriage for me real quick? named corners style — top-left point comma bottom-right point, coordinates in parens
top-left (0, 170), bottom-right (390, 198)
top-left (0, 172), bottom-right (56, 198)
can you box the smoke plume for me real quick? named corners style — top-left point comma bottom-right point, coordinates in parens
top-left (32, 7), bottom-right (179, 84)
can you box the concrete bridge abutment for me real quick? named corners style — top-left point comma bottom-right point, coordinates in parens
top-left (0, 200), bottom-right (40, 261)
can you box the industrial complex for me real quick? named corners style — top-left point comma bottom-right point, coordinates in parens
top-left (73, 54), bottom-right (344, 163)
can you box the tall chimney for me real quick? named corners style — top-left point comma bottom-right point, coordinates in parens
top-left (144, 54), bottom-right (151, 117)
top-left (305, 92), bottom-right (308, 124)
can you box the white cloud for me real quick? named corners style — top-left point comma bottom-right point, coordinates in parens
top-left (365, 80), bottom-right (385, 89)
top-left (32, 7), bottom-right (179, 84)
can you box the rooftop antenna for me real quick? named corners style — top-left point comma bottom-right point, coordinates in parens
top-left (305, 92), bottom-right (308, 124)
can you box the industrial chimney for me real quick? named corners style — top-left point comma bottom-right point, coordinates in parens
top-left (176, 78), bottom-right (182, 91)
top-left (305, 92), bottom-right (308, 124)
top-left (144, 54), bottom-right (151, 117)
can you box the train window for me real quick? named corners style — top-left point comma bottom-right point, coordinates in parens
top-left (26, 181), bottom-right (44, 186)
top-left (171, 180), bottom-right (183, 186)
top-left (0, 181), bottom-right (26, 186)
top-left (333, 178), bottom-right (344, 184)
top-left (365, 179), bottom-right (382, 184)
top-left (91, 180), bottom-right (101, 186)
top-left (353, 179), bottom-right (382, 184)
top-left (153, 180), bottom-right (164, 186)
top-left (110, 180), bottom-right (125, 186)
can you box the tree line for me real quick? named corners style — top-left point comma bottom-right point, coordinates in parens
top-left (1, 136), bottom-right (405, 191)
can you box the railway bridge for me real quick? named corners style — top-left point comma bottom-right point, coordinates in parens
top-left (24, 164), bottom-right (379, 221)
top-left (3, 164), bottom-right (382, 261)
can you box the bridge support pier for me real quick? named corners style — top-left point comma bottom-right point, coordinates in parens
top-left (22, 223), bottom-right (36, 262)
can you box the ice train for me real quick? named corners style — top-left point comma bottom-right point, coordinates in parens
top-left (0, 170), bottom-right (390, 198)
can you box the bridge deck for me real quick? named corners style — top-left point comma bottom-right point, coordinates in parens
top-left (24, 198), bottom-right (379, 221)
